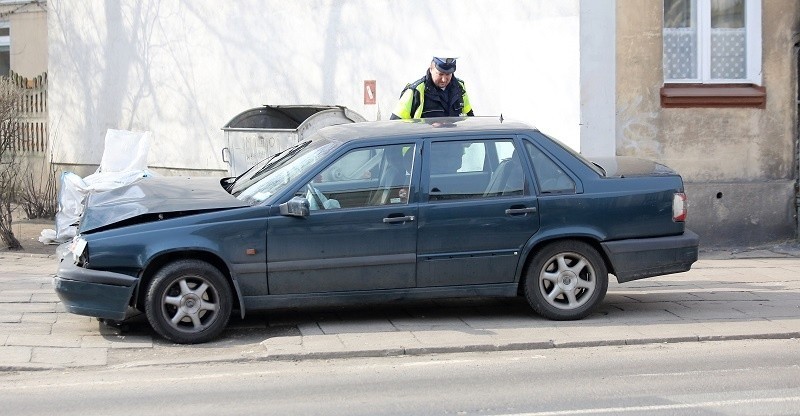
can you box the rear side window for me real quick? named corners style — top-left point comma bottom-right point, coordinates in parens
top-left (428, 139), bottom-right (526, 201)
top-left (525, 142), bottom-right (575, 194)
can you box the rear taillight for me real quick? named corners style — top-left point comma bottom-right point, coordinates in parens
top-left (673, 192), bottom-right (687, 222)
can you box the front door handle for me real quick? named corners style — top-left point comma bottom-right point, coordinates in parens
top-left (383, 215), bottom-right (416, 223)
top-left (505, 207), bottom-right (537, 215)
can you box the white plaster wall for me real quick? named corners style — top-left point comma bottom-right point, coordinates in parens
top-left (48, 0), bottom-right (579, 172)
top-left (579, 0), bottom-right (615, 158)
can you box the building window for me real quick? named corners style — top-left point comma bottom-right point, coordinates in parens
top-left (0, 21), bottom-right (9, 76)
top-left (663, 0), bottom-right (760, 83)
top-left (661, 0), bottom-right (765, 108)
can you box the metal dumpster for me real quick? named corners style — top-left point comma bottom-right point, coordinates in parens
top-left (221, 105), bottom-right (366, 176)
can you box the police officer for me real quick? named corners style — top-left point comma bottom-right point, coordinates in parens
top-left (390, 56), bottom-right (474, 120)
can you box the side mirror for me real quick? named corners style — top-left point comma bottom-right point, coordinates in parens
top-left (279, 196), bottom-right (310, 217)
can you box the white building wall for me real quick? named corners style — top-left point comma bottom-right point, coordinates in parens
top-left (579, 0), bottom-right (616, 158)
top-left (48, 0), bottom-right (582, 172)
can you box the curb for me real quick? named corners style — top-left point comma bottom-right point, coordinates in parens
top-left (98, 331), bottom-right (800, 370)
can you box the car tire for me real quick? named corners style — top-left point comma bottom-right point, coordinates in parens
top-left (145, 259), bottom-right (232, 344)
top-left (523, 240), bottom-right (608, 320)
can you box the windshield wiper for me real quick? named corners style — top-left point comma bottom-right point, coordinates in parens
top-left (250, 140), bottom-right (312, 179)
top-left (226, 141), bottom-right (312, 193)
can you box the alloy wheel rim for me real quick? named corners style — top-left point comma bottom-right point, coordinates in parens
top-left (538, 252), bottom-right (597, 310)
top-left (162, 276), bottom-right (220, 333)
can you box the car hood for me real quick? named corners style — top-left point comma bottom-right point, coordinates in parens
top-left (79, 176), bottom-right (249, 233)
top-left (589, 156), bottom-right (677, 178)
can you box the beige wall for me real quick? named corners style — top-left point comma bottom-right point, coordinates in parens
top-left (10, 8), bottom-right (47, 77)
top-left (0, 2), bottom-right (47, 77)
top-left (616, 0), bottom-right (800, 246)
top-left (616, 0), bottom-right (798, 182)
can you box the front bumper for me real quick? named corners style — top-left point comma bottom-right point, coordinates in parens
top-left (601, 229), bottom-right (700, 283)
top-left (53, 260), bottom-right (139, 320)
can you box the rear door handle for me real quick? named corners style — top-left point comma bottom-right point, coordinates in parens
top-left (383, 215), bottom-right (415, 223)
top-left (505, 207), bottom-right (537, 215)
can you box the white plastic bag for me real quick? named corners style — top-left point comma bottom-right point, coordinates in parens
top-left (54, 171), bottom-right (89, 241)
top-left (98, 129), bottom-right (152, 173)
top-left (50, 129), bottom-right (156, 242)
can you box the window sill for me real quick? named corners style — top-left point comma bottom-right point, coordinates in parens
top-left (660, 84), bottom-right (766, 109)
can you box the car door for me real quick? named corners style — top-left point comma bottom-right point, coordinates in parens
top-left (417, 136), bottom-right (539, 287)
top-left (266, 142), bottom-right (420, 295)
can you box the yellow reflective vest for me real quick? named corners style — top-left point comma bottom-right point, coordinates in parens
top-left (391, 75), bottom-right (473, 119)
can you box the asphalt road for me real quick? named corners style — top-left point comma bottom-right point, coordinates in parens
top-left (1, 338), bottom-right (799, 415)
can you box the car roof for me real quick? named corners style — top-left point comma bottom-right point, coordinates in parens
top-left (315, 116), bottom-right (538, 143)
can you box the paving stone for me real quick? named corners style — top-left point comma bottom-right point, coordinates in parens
top-left (489, 326), bottom-right (563, 345)
top-left (731, 302), bottom-right (800, 319)
top-left (30, 293), bottom-right (60, 303)
top-left (20, 312), bottom-right (58, 324)
top-left (669, 301), bottom-right (751, 320)
top-left (261, 334), bottom-right (302, 347)
top-left (317, 319), bottom-right (398, 335)
top-left (389, 316), bottom-right (473, 331)
top-left (0, 293), bottom-right (32, 302)
top-left (770, 318), bottom-right (800, 333)
top-left (411, 329), bottom-right (499, 348)
top-left (692, 319), bottom-right (790, 339)
top-left (261, 335), bottom-right (304, 356)
top-left (0, 322), bottom-right (52, 335)
top-left (51, 320), bottom-right (102, 335)
top-left (0, 303), bottom-right (57, 313)
top-left (336, 331), bottom-right (419, 351)
top-left (627, 322), bottom-right (704, 339)
top-left (7, 334), bottom-right (82, 348)
top-left (0, 346), bottom-right (31, 364)
top-left (688, 291), bottom-right (768, 301)
top-left (603, 302), bottom-right (690, 323)
top-left (0, 313), bottom-right (21, 323)
top-left (302, 333), bottom-right (348, 349)
top-left (81, 335), bottom-right (153, 349)
top-left (297, 322), bottom-right (324, 336)
top-left (31, 347), bottom-right (107, 367)
top-left (552, 324), bottom-right (642, 347)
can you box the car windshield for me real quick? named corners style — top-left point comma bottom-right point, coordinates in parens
top-left (230, 135), bottom-right (339, 205)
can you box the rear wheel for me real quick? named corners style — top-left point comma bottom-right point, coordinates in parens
top-left (145, 259), bottom-right (232, 344)
top-left (523, 240), bottom-right (608, 320)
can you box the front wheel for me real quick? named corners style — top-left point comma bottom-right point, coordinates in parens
top-left (523, 240), bottom-right (608, 320)
top-left (145, 259), bottom-right (232, 344)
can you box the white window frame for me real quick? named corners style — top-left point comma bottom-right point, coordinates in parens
top-left (664, 0), bottom-right (762, 85)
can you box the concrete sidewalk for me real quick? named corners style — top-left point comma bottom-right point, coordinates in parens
top-left (0, 251), bottom-right (799, 371)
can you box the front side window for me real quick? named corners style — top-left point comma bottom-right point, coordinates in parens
top-left (663, 0), bottom-right (761, 84)
top-left (303, 143), bottom-right (414, 210)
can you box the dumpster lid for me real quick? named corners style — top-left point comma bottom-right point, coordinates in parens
top-left (223, 105), bottom-right (354, 130)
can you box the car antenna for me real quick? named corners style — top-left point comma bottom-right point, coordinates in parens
top-left (499, 114), bottom-right (504, 123)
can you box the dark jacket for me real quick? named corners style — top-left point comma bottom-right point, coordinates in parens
top-left (390, 71), bottom-right (474, 119)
